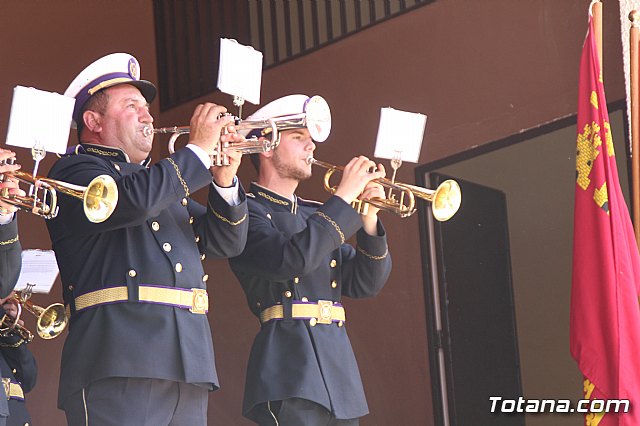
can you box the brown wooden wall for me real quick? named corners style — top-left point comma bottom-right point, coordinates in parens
top-left (0, 1), bottom-right (626, 425)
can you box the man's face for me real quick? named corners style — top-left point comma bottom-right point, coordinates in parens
top-left (97, 84), bottom-right (154, 163)
top-left (270, 128), bottom-right (316, 181)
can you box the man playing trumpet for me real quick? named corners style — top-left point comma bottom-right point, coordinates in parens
top-left (229, 95), bottom-right (392, 425)
top-left (0, 149), bottom-right (36, 426)
top-left (45, 53), bottom-right (248, 425)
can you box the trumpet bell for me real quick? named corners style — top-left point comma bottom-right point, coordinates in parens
top-left (83, 175), bottom-right (119, 223)
top-left (36, 303), bottom-right (68, 339)
top-left (430, 180), bottom-right (462, 222)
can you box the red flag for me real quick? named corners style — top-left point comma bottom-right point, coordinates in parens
top-left (571, 12), bottom-right (640, 426)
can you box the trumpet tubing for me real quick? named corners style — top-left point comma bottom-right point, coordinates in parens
top-left (306, 157), bottom-right (461, 221)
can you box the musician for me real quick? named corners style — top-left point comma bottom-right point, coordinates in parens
top-left (45, 53), bottom-right (248, 425)
top-left (0, 293), bottom-right (36, 426)
top-left (229, 95), bottom-right (392, 425)
top-left (0, 149), bottom-right (35, 426)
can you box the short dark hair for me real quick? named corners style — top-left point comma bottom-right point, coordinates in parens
top-left (77, 90), bottom-right (110, 139)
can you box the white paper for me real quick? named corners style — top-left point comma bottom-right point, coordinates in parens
top-left (14, 249), bottom-right (60, 294)
top-left (6, 86), bottom-right (75, 155)
top-left (373, 107), bottom-right (427, 163)
top-left (217, 38), bottom-right (263, 105)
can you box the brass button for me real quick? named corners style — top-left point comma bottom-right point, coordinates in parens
top-left (293, 277), bottom-right (299, 284)
top-left (181, 198), bottom-right (188, 206)
top-left (256, 301), bottom-right (261, 308)
top-left (189, 216), bottom-right (194, 224)
top-left (128, 269), bottom-right (137, 277)
top-left (331, 280), bottom-right (337, 289)
top-left (266, 213), bottom-right (272, 219)
top-left (68, 285), bottom-right (74, 291)
top-left (151, 221), bottom-right (160, 231)
top-left (338, 320), bottom-right (344, 327)
top-left (175, 263), bottom-right (183, 272)
top-left (309, 318), bottom-right (317, 326)
top-left (301, 297), bottom-right (308, 302)
top-left (114, 164), bottom-right (121, 171)
top-left (195, 235), bottom-right (200, 243)
top-left (330, 259), bottom-right (337, 268)
top-left (200, 253), bottom-right (206, 260)
top-left (202, 274), bottom-right (209, 282)
top-left (163, 243), bottom-right (172, 252)
top-left (12, 368), bottom-right (16, 374)
top-left (284, 291), bottom-right (292, 298)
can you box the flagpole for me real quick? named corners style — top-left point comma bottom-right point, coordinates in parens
top-left (592, 0), bottom-right (603, 73)
top-left (631, 11), bottom-right (640, 246)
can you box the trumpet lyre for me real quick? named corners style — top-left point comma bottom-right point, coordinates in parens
top-left (1, 169), bottom-right (118, 223)
top-left (306, 157), bottom-right (461, 221)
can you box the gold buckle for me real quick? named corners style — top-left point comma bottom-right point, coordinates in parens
top-left (190, 289), bottom-right (208, 314)
top-left (317, 300), bottom-right (333, 325)
top-left (2, 378), bottom-right (9, 400)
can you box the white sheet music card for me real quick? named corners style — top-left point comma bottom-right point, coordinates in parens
top-left (6, 86), bottom-right (75, 155)
top-left (217, 38), bottom-right (262, 105)
top-left (14, 249), bottom-right (60, 294)
top-left (373, 107), bottom-right (427, 163)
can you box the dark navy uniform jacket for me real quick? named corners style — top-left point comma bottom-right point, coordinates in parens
top-left (0, 219), bottom-right (33, 426)
top-left (45, 144), bottom-right (248, 408)
top-left (229, 183), bottom-right (392, 421)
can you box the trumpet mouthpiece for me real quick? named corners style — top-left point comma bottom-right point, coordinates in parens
top-left (142, 126), bottom-right (154, 137)
top-left (306, 156), bottom-right (315, 165)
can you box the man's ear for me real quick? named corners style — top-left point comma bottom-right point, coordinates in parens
top-left (260, 137), bottom-right (274, 159)
top-left (82, 110), bottom-right (102, 133)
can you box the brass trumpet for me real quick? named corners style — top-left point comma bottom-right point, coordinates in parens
top-left (0, 293), bottom-right (68, 341)
top-left (0, 168), bottom-right (118, 223)
top-left (145, 95), bottom-right (332, 166)
top-left (307, 157), bottom-right (461, 221)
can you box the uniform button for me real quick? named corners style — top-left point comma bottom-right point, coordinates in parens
top-left (284, 291), bottom-right (292, 298)
top-left (330, 259), bottom-right (337, 268)
top-left (151, 221), bottom-right (160, 231)
top-left (195, 235), bottom-right (200, 243)
top-left (266, 213), bottom-right (272, 219)
top-left (338, 320), bottom-right (344, 327)
top-left (175, 263), bottom-right (183, 272)
top-left (256, 301), bottom-right (261, 308)
top-left (189, 216), bottom-right (194, 224)
top-left (301, 297), bottom-right (308, 302)
top-left (68, 285), bottom-right (74, 291)
top-left (293, 277), bottom-right (299, 284)
top-left (181, 198), bottom-right (188, 206)
top-left (200, 253), bottom-right (206, 260)
top-left (128, 269), bottom-right (137, 277)
top-left (202, 274), bottom-right (209, 282)
top-left (12, 368), bottom-right (16, 374)
top-left (163, 243), bottom-right (172, 252)
top-left (331, 280), bottom-right (337, 288)
top-left (309, 318), bottom-right (317, 326)
top-left (114, 164), bottom-right (121, 171)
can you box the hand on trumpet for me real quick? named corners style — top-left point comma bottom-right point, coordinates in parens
top-left (0, 292), bottom-right (23, 327)
top-left (211, 124), bottom-right (243, 187)
top-left (188, 103), bottom-right (235, 158)
top-left (333, 156), bottom-right (386, 205)
top-left (0, 149), bottom-right (24, 216)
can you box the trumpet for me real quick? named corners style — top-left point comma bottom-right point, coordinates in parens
top-left (0, 166), bottom-right (118, 223)
top-left (0, 292), bottom-right (68, 341)
top-left (307, 157), bottom-right (461, 221)
top-left (144, 95), bottom-right (332, 166)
